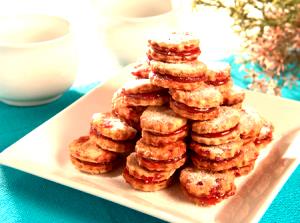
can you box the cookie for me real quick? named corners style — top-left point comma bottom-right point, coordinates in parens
top-left (170, 99), bottom-right (219, 121)
top-left (140, 106), bottom-right (187, 134)
top-left (113, 79), bottom-right (169, 107)
top-left (90, 112), bottom-right (137, 141)
top-left (191, 142), bottom-right (258, 172)
top-left (131, 60), bottom-right (151, 79)
top-left (89, 134), bottom-right (134, 153)
top-left (180, 167), bottom-right (236, 206)
top-left (222, 86), bottom-right (245, 109)
top-left (112, 95), bottom-right (146, 130)
top-left (254, 118), bottom-right (274, 149)
top-left (191, 107), bottom-right (241, 145)
top-left (149, 71), bottom-right (206, 91)
top-left (126, 152), bottom-right (176, 183)
top-left (150, 60), bottom-right (207, 77)
top-left (123, 167), bottom-right (173, 192)
top-left (169, 86), bottom-right (222, 120)
top-left (69, 136), bottom-right (118, 174)
top-left (141, 125), bottom-right (188, 146)
top-left (135, 139), bottom-right (187, 171)
top-left (226, 161), bottom-right (255, 177)
top-left (192, 106), bottom-right (240, 134)
top-left (147, 32), bottom-right (200, 63)
top-left (170, 86), bottom-right (222, 108)
top-left (205, 62), bottom-right (230, 84)
top-left (190, 140), bottom-right (243, 161)
top-left (239, 108), bottom-right (263, 144)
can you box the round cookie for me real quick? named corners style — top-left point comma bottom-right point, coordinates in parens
top-left (112, 95), bottom-right (146, 130)
top-left (90, 112), bottom-right (137, 141)
top-left (205, 62), bottom-right (231, 84)
top-left (135, 139), bottom-right (187, 171)
top-left (114, 79), bottom-right (169, 107)
top-left (169, 86), bottom-right (222, 120)
top-left (222, 86), bottom-right (245, 108)
top-left (150, 60), bottom-right (207, 77)
top-left (140, 106), bottom-right (187, 134)
top-left (148, 32), bottom-right (200, 53)
top-left (180, 167), bottom-right (236, 206)
top-left (69, 136), bottom-right (118, 174)
top-left (239, 108), bottom-right (263, 144)
top-left (89, 134), bottom-right (134, 153)
top-left (141, 125), bottom-right (188, 146)
top-left (149, 71), bottom-right (206, 91)
top-left (126, 152), bottom-right (175, 183)
top-left (123, 168), bottom-right (173, 192)
top-left (226, 161), bottom-right (255, 177)
top-left (170, 86), bottom-right (222, 108)
top-left (147, 32), bottom-right (201, 63)
top-left (190, 140), bottom-right (243, 161)
top-left (191, 141), bottom-right (258, 172)
top-left (254, 118), bottom-right (274, 150)
top-left (170, 99), bottom-right (219, 121)
top-left (192, 106), bottom-right (241, 134)
top-left (131, 60), bottom-right (151, 79)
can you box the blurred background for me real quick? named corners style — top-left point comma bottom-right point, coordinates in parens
top-left (0, 0), bottom-right (298, 97)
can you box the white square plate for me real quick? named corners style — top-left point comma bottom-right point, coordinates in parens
top-left (1, 66), bottom-right (300, 223)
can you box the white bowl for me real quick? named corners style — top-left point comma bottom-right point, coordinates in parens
top-left (0, 14), bottom-right (78, 106)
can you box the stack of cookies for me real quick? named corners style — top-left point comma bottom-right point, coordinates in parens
top-left (69, 112), bottom-right (137, 174)
top-left (123, 106), bottom-right (188, 191)
top-left (68, 31), bottom-right (274, 206)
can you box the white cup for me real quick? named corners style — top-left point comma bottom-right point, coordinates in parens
top-left (0, 14), bottom-right (78, 106)
top-left (93, 0), bottom-right (178, 64)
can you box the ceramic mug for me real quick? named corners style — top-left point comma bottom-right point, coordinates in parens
top-left (0, 14), bottom-right (78, 106)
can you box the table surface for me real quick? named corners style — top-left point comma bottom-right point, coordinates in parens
top-left (1, 58), bottom-right (300, 223)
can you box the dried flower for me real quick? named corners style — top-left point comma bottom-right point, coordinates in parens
top-left (194, 0), bottom-right (300, 95)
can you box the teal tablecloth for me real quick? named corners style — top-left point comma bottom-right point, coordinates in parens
top-left (1, 66), bottom-right (300, 223)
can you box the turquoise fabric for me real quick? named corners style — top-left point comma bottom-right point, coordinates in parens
top-left (1, 74), bottom-right (299, 223)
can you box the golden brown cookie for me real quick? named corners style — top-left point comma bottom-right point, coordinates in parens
top-left (131, 60), bottom-right (151, 79)
top-left (150, 60), bottom-right (207, 77)
top-left (222, 86), bottom-right (245, 108)
top-left (141, 125), bottom-right (188, 146)
top-left (170, 85), bottom-right (222, 108)
top-left (226, 161), bottom-right (255, 177)
top-left (149, 71), bottom-right (206, 91)
top-left (148, 32), bottom-right (200, 53)
top-left (112, 95), bottom-right (146, 130)
top-left (90, 112), bottom-right (137, 141)
top-left (70, 156), bottom-right (117, 174)
top-left (192, 106), bottom-right (241, 134)
top-left (140, 106), bottom-right (187, 134)
top-left (190, 140), bottom-right (243, 161)
top-left (135, 139), bottom-right (186, 161)
top-left (123, 167), bottom-right (173, 192)
top-left (254, 118), bottom-right (274, 150)
top-left (191, 142), bottom-right (258, 172)
top-left (191, 127), bottom-right (240, 145)
top-left (135, 139), bottom-right (187, 171)
top-left (170, 99), bottom-right (220, 121)
top-left (69, 136), bottom-right (119, 174)
top-left (179, 167), bottom-right (236, 206)
top-left (136, 154), bottom-right (186, 172)
top-left (147, 32), bottom-right (200, 63)
top-left (205, 62), bottom-right (231, 82)
top-left (113, 79), bottom-right (169, 107)
top-left (89, 134), bottom-right (134, 153)
top-left (126, 152), bottom-right (175, 182)
top-left (239, 108), bottom-right (263, 143)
